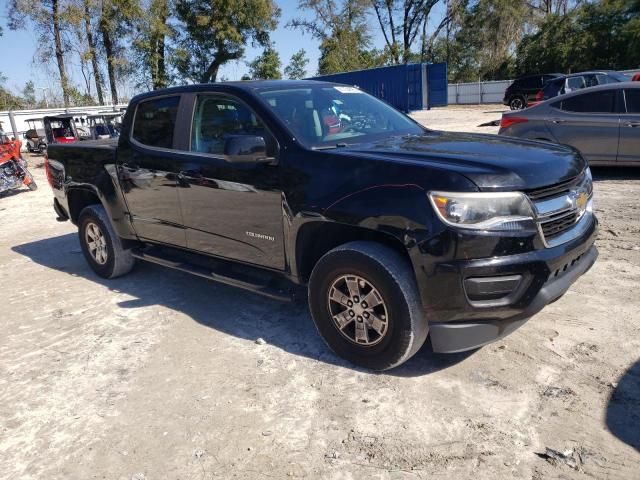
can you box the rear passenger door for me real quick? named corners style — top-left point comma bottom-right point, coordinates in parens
top-left (117, 95), bottom-right (186, 246)
top-left (546, 89), bottom-right (620, 164)
top-left (174, 93), bottom-right (285, 270)
top-left (618, 89), bottom-right (640, 164)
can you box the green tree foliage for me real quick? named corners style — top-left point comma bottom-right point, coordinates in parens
top-left (289, 0), bottom-right (380, 75)
top-left (132, 0), bottom-right (175, 89)
top-left (22, 81), bottom-right (36, 107)
top-left (284, 49), bottom-right (309, 79)
top-left (248, 43), bottom-right (282, 79)
top-left (68, 85), bottom-right (96, 105)
top-left (517, 0), bottom-right (640, 74)
top-left (99, 0), bottom-right (141, 104)
top-left (440, 0), bottom-right (530, 82)
top-left (174, 0), bottom-right (280, 83)
top-left (0, 69), bottom-right (24, 111)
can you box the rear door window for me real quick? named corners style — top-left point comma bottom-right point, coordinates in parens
top-left (560, 90), bottom-right (617, 113)
top-left (132, 96), bottom-right (180, 149)
top-left (624, 90), bottom-right (640, 113)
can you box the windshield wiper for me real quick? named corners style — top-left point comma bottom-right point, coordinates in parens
top-left (311, 143), bottom-right (351, 151)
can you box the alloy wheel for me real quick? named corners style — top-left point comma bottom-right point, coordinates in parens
top-left (85, 222), bottom-right (108, 265)
top-left (327, 274), bottom-right (389, 346)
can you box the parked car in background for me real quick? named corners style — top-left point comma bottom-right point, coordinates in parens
top-left (534, 71), bottom-right (631, 104)
top-left (503, 73), bottom-right (563, 110)
top-left (632, 72), bottom-right (640, 82)
top-left (499, 82), bottom-right (640, 166)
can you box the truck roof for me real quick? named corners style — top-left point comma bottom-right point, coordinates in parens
top-left (130, 79), bottom-right (343, 104)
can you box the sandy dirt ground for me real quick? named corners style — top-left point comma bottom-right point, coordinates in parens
top-left (411, 104), bottom-right (506, 134)
top-left (1, 108), bottom-right (639, 479)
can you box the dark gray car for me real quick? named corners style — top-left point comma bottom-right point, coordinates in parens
top-left (499, 82), bottom-right (640, 166)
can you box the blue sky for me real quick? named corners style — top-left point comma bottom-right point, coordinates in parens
top-left (0, 0), bottom-right (444, 101)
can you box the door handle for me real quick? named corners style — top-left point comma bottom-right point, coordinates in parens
top-left (625, 122), bottom-right (640, 128)
top-left (551, 118), bottom-right (565, 124)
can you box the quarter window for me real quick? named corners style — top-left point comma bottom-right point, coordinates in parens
top-left (560, 90), bottom-right (617, 113)
top-left (132, 96), bottom-right (180, 149)
top-left (624, 90), bottom-right (640, 113)
top-left (191, 96), bottom-right (270, 155)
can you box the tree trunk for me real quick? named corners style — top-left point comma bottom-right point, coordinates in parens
top-left (52, 0), bottom-right (70, 107)
top-left (100, 0), bottom-right (118, 104)
top-left (201, 61), bottom-right (220, 83)
top-left (84, 0), bottom-right (104, 105)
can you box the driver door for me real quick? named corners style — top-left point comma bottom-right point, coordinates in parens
top-left (175, 94), bottom-right (285, 270)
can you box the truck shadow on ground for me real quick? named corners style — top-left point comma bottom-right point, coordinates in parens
top-left (606, 360), bottom-right (640, 452)
top-left (12, 233), bottom-right (475, 377)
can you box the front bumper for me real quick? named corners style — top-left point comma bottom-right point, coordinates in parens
top-left (416, 213), bottom-right (598, 353)
top-left (429, 244), bottom-right (597, 352)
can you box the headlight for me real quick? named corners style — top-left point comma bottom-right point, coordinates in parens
top-left (428, 191), bottom-right (535, 231)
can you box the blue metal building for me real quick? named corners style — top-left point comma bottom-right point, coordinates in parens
top-left (309, 63), bottom-right (448, 112)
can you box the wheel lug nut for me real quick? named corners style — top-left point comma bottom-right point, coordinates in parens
top-left (357, 316), bottom-right (363, 322)
top-left (347, 301), bottom-right (353, 307)
top-left (361, 302), bottom-right (367, 308)
top-left (349, 310), bottom-right (355, 317)
top-left (353, 296), bottom-right (359, 303)
top-left (363, 312), bottom-right (369, 319)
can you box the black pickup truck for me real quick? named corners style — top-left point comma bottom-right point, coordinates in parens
top-left (45, 80), bottom-right (598, 370)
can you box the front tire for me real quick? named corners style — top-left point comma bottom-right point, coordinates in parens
top-left (78, 204), bottom-right (135, 279)
top-left (308, 241), bottom-right (428, 371)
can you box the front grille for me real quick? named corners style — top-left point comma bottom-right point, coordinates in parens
top-left (540, 210), bottom-right (579, 239)
top-left (526, 174), bottom-right (582, 201)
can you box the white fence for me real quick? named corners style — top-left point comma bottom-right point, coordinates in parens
top-left (0, 104), bottom-right (128, 139)
top-left (448, 69), bottom-right (640, 105)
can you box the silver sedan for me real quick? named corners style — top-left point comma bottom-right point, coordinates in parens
top-left (499, 82), bottom-right (640, 166)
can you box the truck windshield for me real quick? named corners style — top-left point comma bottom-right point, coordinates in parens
top-left (257, 85), bottom-right (424, 148)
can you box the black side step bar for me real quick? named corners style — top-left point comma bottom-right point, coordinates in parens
top-left (131, 247), bottom-right (298, 302)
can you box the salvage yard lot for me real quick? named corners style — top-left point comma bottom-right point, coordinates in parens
top-left (1, 106), bottom-right (639, 479)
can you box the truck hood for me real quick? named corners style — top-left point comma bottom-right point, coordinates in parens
top-left (341, 130), bottom-right (586, 190)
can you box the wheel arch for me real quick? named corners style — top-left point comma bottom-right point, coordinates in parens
top-left (67, 187), bottom-right (103, 224)
top-left (294, 221), bottom-right (413, 284)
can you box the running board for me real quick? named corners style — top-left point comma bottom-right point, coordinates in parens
top-left (131, 246), bottom-right (297, 302)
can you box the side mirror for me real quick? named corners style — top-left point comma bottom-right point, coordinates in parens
top-left (223, 135), bottom-right (275, 165)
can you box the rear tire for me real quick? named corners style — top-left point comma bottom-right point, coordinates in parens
top-left (509, 96), bottom-right (526, 110)
top-left (308, 241), bottom-right (428, 371)
top-left (78, 204), bottom-right (135, 279)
